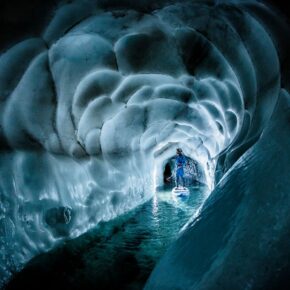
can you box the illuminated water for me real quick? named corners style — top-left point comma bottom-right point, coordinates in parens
top-left (7, 185), bottom-right (209, 290)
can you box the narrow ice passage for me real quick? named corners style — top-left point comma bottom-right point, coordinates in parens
top-left (0, 0), bottom-right (290, 289)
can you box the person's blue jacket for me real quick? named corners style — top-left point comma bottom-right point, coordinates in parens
top-left (175, 155), bottom-right (186, 176)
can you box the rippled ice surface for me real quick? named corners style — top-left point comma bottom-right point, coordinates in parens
top-left (7, 184), bottom-right (209, 290)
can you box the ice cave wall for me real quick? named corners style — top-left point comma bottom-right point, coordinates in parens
top-left (145, 88), bottom-right (290, 290)
top-left (0, 0), bottom-right (289, 288)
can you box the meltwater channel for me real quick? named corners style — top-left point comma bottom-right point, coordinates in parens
top-left (7, 184), bottom-right (209, 290)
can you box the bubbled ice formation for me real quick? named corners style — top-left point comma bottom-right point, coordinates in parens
top-left (0, 0), bottom-right (289, 288)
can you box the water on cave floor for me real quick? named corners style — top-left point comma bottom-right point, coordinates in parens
top-left (7, 184), bottom-right (209, 290)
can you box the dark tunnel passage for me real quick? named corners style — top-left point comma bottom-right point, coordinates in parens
top-left (163, 162), bottom-right (172, 184)
top-left (163, 156), bottom-right (206, 187)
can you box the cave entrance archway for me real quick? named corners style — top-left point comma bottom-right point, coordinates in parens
top-left (162, 156), bottom-right (206, 188)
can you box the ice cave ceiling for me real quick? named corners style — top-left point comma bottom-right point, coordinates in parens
top-left (0, 0), bottom-right (290, 289)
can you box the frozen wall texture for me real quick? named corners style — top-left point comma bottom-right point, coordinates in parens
top-left (0, 0), bottom-right (289, 288)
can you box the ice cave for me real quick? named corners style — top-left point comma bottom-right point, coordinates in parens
top-left (0, 0), bottom-right (289, 289)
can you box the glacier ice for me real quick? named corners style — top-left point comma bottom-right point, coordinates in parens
top-left (145, 89), bottom-right (290, 290)
top-left (0, 0), bottom-right (289, 288)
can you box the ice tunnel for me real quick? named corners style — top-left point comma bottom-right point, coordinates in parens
top-left (0, 0), bottom-right (290, 289)
top-left (161, 155), bottom-right (206, 187)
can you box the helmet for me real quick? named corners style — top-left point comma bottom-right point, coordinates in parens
top-left (176, 148), bottom-right (182, 153)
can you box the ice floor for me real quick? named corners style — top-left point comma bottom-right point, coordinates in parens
top-left (6, 184), bottom-right (209, 290)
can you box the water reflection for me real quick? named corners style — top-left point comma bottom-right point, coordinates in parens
top-left (7, 184), bottom-right (209, 290)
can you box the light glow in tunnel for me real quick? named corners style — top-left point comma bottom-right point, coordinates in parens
top-left (0, 0), bottom-right (290, 289)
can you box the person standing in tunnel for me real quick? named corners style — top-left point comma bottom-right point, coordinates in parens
top-left (175, 148), bottom-right (186, 189)
top-left (166, 148), bottom-right (187, 188)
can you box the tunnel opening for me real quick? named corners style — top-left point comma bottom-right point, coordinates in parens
top-left (163, 162), bottom-right (172, 184)
top-left (162, 155), bottom-right (206, 188)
